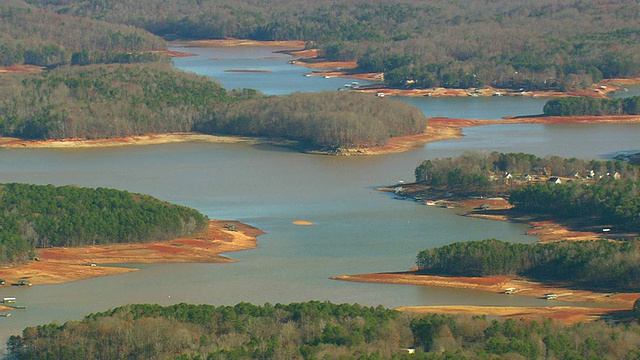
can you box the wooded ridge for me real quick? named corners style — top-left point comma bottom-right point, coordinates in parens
top-left (417, 239), bottom-right (640, 291)
top-left (414, 152), bottom-right (640, 230)
top-left (7, 301), bottom-right (640, 359)
top-left (24, 0), bottom-right (640, 91)
top-left (0, 183), bottom-right (208, 264)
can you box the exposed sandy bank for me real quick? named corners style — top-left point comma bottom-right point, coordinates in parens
top-left (0, 133), bottom-right (276, 149)
top-left (396, 305), bottom-right (627, 325)
top-left (359, 115), bottom-right (640, 155)
top-left (0, 65), bottom-right (44, 74)
top-left (3, 115), bottom-right (639, 154)
top-left (332, 272), bottom-right (638, 308)
top-left (0, 220), bottom-right (264, 285)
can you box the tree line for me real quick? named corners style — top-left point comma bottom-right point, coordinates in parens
top-left (413, 152), bottom-right (640, 230)
top-left (417, 239), bottom-right (640, 290)
top-left (0, 183), bottom-right (208, 264)
top-left (8, 301), bottom-right (640, 359)
top-left (0, 4), bottom-right (166, 67)
top-left (510, 178), bottom-right (640, 229)
top-left (543, 96), bottom-right (640, 116)
top-left (414, 151), bottom-right (639, 193)
top-left (25, 0), bottom-right (640, 90)
top-left (195, 91), bottom-right (426, 150)
top-left (0, 63), bottom-right (252, 139)
top-left (0, 63), bottom-right (424, 149)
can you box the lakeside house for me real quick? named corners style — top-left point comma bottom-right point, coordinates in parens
top-left (547, 177), bottom-right (561, 184)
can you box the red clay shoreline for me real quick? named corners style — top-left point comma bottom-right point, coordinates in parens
top-left (0, 220), bottom-right (264, 287)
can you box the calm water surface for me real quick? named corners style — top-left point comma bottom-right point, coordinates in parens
top-left (1, 45), bottom-right (639, 347)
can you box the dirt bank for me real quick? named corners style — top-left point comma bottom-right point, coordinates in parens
top-left (357, 115), bottom-right (640, 156)
top-left (0, 220), bottom-right (264, 285)
top-left (396, 305), bottom-right (627, 325)
top-left (3, 115), bottom-right (639, 154)
top-left (332, 272), bottom-right (636, 307)
top-left (173, 39), bottom-right (307, 49)
top-left (0, 132), bottom-right (294, 149)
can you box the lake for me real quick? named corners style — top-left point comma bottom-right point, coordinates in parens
top-left (1, 44), bottom-right (639, 349)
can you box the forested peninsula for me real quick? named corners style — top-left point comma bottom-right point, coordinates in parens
top-left (0, 183), bottom-right (208, 264)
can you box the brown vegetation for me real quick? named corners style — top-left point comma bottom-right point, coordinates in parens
top-left (0, 220), bottom-right (263, 285)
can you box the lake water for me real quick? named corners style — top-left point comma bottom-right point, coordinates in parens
top-left (1, 45), bottom-right (639, 349)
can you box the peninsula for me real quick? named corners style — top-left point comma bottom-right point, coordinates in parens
top-left (0, 220), bottom-right (263, 286)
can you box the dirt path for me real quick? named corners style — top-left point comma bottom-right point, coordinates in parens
top-left (0, 220), bottom-right (264, 285)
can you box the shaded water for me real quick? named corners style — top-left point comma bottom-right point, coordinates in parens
top-left (1, 45), bottom-right (639, 348)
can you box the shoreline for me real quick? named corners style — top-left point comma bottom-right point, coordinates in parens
top-left (332, 196), bottom-right (640, 323)
top-left (0, 220), bottom-right (264, 286)
top-left (2, 115), bottom-right (640, 155)
top-left (333, 272), bottom-right (639, 324)
top-left (0, 132), bottom-right (296, 149)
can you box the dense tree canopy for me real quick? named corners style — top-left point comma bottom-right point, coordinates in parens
top-left (417, 239), bottom-right (640, 290)
top-left (0, 183), bottom-right (208, 264)
top-left (195, 91), bottom-right (427, 150)
top-left (0, 63), bottom-right (252, 139)
top-left (23, 0), bottom-right (640, 90)
top-left (0, 4), bottom-right (165, 67)
top-left (413, 152), bottom-right (640, 230)
top-left (8, 301), bottom-right (640, 359)
top-left (543, 96), bottom-right (640, 116)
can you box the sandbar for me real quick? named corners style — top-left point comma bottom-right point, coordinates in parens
top-left (292, 220), bottom-right (316, 226)
top-left (0, 220), bottom-right (264, 285)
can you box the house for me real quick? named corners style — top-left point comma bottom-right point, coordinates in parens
top-left (547, 177), bottom-right (561, 184)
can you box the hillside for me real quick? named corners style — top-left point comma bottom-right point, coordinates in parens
top-left (0, 183), bottom-right (208, 264)
top-left (25, 0), bottom-right (640, 90)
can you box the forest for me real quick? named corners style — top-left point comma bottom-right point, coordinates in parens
top-left (413, 152), bottom-right (640, 230)
top-left (543, 96), bottom-right (640, 116)
top-left (2, 0), bottom-right (640, 144)
top-left (195, 91), bottom-right (426, 150)
top-left (22, 0), bottom-right (640, 90)
top-left (0, 1), bottom-right (428, 148)
top-left (416, 239), bottom-right (640, 290)
top-left (7, 301), bottom-right (640, 359)
top-left (0, 183), bottom-right (208, 264)
top-left (0, 63), bottom-right (255, 139)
